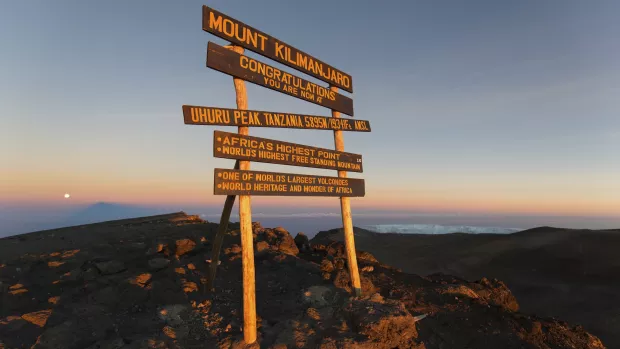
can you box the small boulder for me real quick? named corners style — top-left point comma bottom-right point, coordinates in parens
top-left (95, 261), bottom-right (126, 275)
top-left (469, 277), bottom-right (519, 312)
top-left (294, 233), bottom-right (310, 251)
top-left (334, 258), bottom-right (345, 270)
top-left (320, 259), bottom-right (335, 273)
top-left (303, 285), bottom-right (337, 308)
top-left (256, 241), bottom-right (270, 254)
top-left (361, 265), bottom-right (374, 273)
top-left (148, 258), bottom-right (170, 271)
top-left (345, 298), bottom-right (419, 347)
top-left (357, 251), bottom-right (378, 264)
top-left (146, 242), bottom-right (166, 256)
top-left (257, 227), bottom-right (299, 256)
top-left (158, 304), bottom-right (190, 326)
top-left (175, 239), bottom-right (196, 257)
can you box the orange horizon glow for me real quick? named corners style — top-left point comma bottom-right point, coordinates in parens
top-left (3, 192), bottom-right (618, 218)
top-left (3, 169), bottom-right (619, 217)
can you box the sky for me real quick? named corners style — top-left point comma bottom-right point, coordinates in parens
top-left (1, 0), bottom-right (619, 223)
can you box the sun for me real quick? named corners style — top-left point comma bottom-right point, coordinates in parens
top-left (64, 193), bottom-right (71, 199)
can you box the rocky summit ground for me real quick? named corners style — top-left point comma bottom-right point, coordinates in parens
top-left (0, 213), bottom-right (606, 348)
top-left (314, 225), bottom-right (620, 348)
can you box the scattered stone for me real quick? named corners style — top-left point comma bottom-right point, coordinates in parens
top-left (258, 227), bottom-right (299, 256)
top-left (227, 244), bottom-right (242, 254)
top-left (95, 260), bottom-right (126, 275)
top-left (158, 304), bottom-right (189, 326)
top-left (369, 293), bottom-right (384, 303)
top-left (357, 251), bottom-right (378, 264)
top-left (162, 325), bottom-right (177, 339)
top-left (469, 277), bottom-right (520, 312)
top-left (320, 259), bottom-right (334, 273)
top-left (182, 281), bottom-right (198, 293)
top-left (9, 283), bottom-right (24, 290)
top-left (256, 241), bottom-right (270, 254)
top-left (345, 298), bottom-right (419, 347)
top-left (0, 316), bottom-right (27, 331)
top-left (148, 258), bottom-right (170, 271)
top-left (32, 313), bottom-right (113, 349)
top-left (146, 243), bottom-right (166, 256)
top-left (274, 226), bottom-right (288, 235)
top-left (48, 296), bottom-right (60, 304)
top-left (129, 273), bottom-right (152, 288)
top-left (361, 265), bottom-right (374, 272)
top-left (83, 267), bottom-right (99, 281)
top-left (21, 309), bottom-right (52, 327)
top-left (65, 267), bottom-right (84, 281)
top-left (294, 233), bottom-right (310, 251)
top-left (333, 270), bottom-right (376, 295)
top-left (306, 307), bottom-right (321, 321)
top-left (440, 284), bottom-right (480, 300)
top-left (9, 288), bottom-right (28, 295)
top-left (277, 236), bottom-right (299, 256)
top-left (175, 239), bottom-right (196, 257)
top-left (333, 258), bottom-right (345, 270)
top-left (303, 286), bottom-right (337, 308)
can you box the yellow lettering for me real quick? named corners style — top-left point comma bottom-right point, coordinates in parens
top-left (209, 12), bottom-right (223, 32)
top-left (222, 18), bottom-right (235, 37)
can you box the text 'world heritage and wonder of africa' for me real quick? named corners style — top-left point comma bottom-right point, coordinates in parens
top-left (214, 169), bottom-right (365, 197)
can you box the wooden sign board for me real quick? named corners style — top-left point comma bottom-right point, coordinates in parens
top-left (213, 130), bottom-right (363, 172)
top-left (207, 42), bottom-right (354, 116)
top-left (214, 168), bottom-right (365, 197)
top-left (183, 105), bottom-right (370, 132)
top-left (202, 6), bottom-right (353, 93)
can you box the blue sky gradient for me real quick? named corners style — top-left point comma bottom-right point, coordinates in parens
top-left (1, 1), bottom-right (619, 220)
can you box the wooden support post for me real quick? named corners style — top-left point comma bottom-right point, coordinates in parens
top-left (206, 160), bottom-right (239, 293)
top-left (330, 85), bottom-right (362, 297)
top-left (229, 45), bottom-right (257, 344)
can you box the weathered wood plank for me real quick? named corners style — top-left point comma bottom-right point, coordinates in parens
top-left (214, 168), bottom-right (365, 197)
top-left (207, 42), bottom-right (354, 116)
top-left (213, 130), bottom-right (363, 172)
top-left (202, 6), bottom-right (353, 92)
top-left (183, 105), bottom-right (370, 131)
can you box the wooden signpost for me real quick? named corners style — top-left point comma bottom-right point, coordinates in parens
top-left (184, 6), bottom-right (367, 345)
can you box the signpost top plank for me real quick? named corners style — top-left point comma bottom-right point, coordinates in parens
top-left (203, 6), bottom-right (353, 93)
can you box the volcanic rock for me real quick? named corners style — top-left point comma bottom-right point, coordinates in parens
top-left (0, 212), bottom-right (608, 349)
